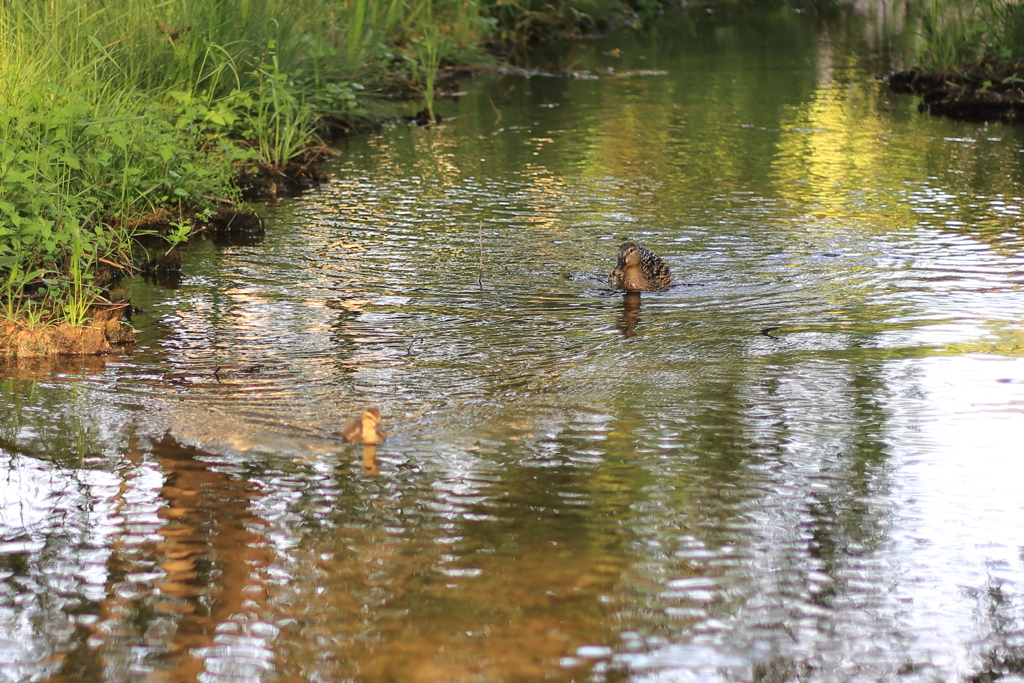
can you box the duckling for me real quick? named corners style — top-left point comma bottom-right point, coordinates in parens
top-left (340, 407), bottom-right (386, 444)
top-left (608, 242), bottom-right (673, 292)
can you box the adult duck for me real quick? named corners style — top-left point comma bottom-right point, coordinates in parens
top-left (608, 242), bottom-right (673, 292)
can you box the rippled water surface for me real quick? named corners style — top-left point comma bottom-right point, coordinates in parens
top-left (6, 7), bottom-right (1024, 682)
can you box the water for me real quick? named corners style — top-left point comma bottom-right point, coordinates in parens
top-left (5, 6), bottom-right (1024, 682)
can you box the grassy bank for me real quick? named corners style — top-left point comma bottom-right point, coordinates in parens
top-left (887, 0), bottom-right (1024, 119)
top-left (911, 0), bottom-right (1024, 73)
top-left (2, 0), bottom-right (634, 353)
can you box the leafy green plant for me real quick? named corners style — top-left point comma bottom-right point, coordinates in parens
top-left (165, 220), bottom-right (192, 250)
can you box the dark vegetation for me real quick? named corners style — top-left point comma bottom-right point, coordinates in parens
top-left (889, 0), bottom-right (1024, 121)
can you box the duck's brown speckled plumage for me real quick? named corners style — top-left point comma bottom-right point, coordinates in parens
top-left (340, 407), bottom-right (386, 444)
top-left (608, 242), bottom-right (673, 292)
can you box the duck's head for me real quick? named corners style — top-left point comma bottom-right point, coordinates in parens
top-left (616, 242), bottom-right (642, 269)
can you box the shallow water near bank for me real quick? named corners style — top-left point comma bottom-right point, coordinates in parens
top-left (6, 6), bottom-right (1024, 682)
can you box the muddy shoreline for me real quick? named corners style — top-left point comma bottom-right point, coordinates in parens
top-left (0, 205), bottom-right (265, 359)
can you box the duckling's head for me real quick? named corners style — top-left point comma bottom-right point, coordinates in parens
top-left (361, 407), bottom-right (385, 443)
top-left (362, 407), bottom-right (382, 427)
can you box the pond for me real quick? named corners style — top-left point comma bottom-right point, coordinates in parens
top-left (5, 6), bottom-right (1024, 682)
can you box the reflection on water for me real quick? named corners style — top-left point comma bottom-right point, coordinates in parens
top-left (362, 444), bottom-right (380, 475)
top-left (617, 292), bottom-right (643, 337)
top-left (6, 5), bottom-right (1024, 682)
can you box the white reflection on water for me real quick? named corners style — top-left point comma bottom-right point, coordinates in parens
top-left (891, 356), bottom-right (1024, 675)
top-left (611, 354), bottom-right (1024, 682)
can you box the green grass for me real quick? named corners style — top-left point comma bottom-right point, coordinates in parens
top-left (911, 0), bottom-right (1024, 73)
top-left (915, 0), bottom-right (986, 73)
top-left (0, 0), bottom-right (503, 333)
top-left (979, 0), bottom-right (1024, 60)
